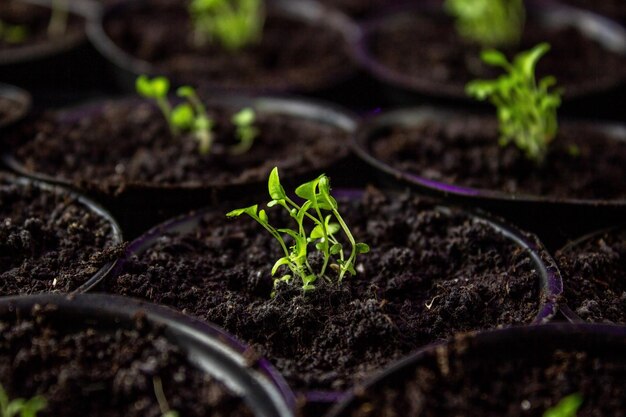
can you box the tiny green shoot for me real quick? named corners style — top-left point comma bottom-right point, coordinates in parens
top-left (230, 107), bottom-right (259, 154)
top-left (0, 384), bottom-right (46, 417)
top-left (0, 20), bottom-right (28, 44)
top-left (48, 0), bottom-right (69, 38)
top-left (153, 377), bottom-right (179, 417)
top-left (227, 167), bottom-right (369, 295)
top-left (543, 393), bottom-right (583, 417)
top-left (189, 0), bottom-right (264, 51)
top-left (466, 43), bottom-right (562, 163)
top-left (445, 0), bottom-right (525, 47)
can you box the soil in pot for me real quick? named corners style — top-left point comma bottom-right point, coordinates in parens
top-left (9, 99), bottom-right (349, 192)
top-left (0, 95), bottom-right (23, 126)
top-left (0, 0), bottom-right (83, 52)
top-left (103, 0), bottom-right (355, 91)
top-left (556, 228), bottom-right (626, 324)
top-left (0, 175), bottom-right (120, 295)
top-left (0, 303), bottom-right (254, 417)
top-left (105, 188), bottom-right (548, 392)
top-left (365, 7), bottom-right (626, 98)
top-left (370, 115), bottom-right (626, 200)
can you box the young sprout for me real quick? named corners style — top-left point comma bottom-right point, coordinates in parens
top-left (0, 384), bottom-right (46, 417)
top-left (48, 0), bottom-right (69, 38)
top-left (153, 377), bottom-right (179, 417)
top-left (543, 393), bottom-right (583, 417)
top-left (466, 43), bottom-right (562, 163)
top-left (227, 167), bottom-right (370, 295)
top-left (230, 107), bottom-right (259, 155)
top-left (0, 21), bottom-right (28, 44)
top-left (445, 0), bottom-right (525, 47)
top-left (189, 0), bottom-right (264, 51)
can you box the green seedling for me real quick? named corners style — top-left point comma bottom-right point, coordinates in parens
top-left (189, 0), bottom-right (264, 51)
top-left (0, 20), bottom-right (28, 44)
top-left (153, 377), bottom-right (179, 417)
top-left (227, 167), bottom-right (369, 295)
top-left (543, 393), bottom-right (583, 417)
top-left (230, 107), bottom-right (259, 154)
top-left (445, 0), bottom-right (525, 47)
top-left (48, 0), bottom-right (69, 38)
top-left (0, 384), bottom-right (46, 417)
top-left (466, 43), bottom-right (562, 163)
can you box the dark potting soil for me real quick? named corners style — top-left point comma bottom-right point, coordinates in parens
top-left (556, 228), bottom-right (626, 324)
top-left (105, 189), bottom-right (543, 391)
top-left (563, 0), bottom-right (626, 21)
top-left (0, 177), bottom-right (119, 295)
top-left (0, 1), bottom-right (83, 51)
top-left (0, 96), bottom-right (22, 125)
top-left (11, 100), bottom-right (348, 192)
top-left (370, 116), bottom-right (626, 200)
top-left (0, 304), bottom-right (254, 417)
top-left (366, 10), bottom-right (626, 97)
top-left (104, 0), bottom-right (354, 91)
top-left (318, 0), bottom-right (396, 18)
top-left (338, 336), bottom-right (626, 417)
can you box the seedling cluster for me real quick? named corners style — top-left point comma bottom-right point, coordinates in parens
top-left (543, 393), bottom-right (583, 417)
top-left (189, 0), bottom-right (264, 51)
top-left (136, 75), bottom-right (258, 155)
top-left (0, 384), bottom-right (46, 417)
top-left (227, 167), bottom-right (369, 295)
top-left (445, 0), bottom-right (525, 47)
top-left (466, 43), bottom-right (562, 163)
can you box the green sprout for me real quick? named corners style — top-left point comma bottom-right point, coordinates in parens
top-left (153, 377), bottom-right (179, 417)
top-left (189, 0), bottom-right (264, 51)
top-left (227, 167), bottom-right (370, 295)
top-left (0, 20), bottom-right (28, 44)
top-left (0, 384), bottom-right (46, 417)
top-left (230, 107), bottom-right (259, 154)
top-left (48, 0), bottom-right (69, 38)
top-left (466, 43), bottom-right (562, 163)
top-left (445, 0), bottom-right (525, 47)
top-left (543, 393), bottom-right (583, 417)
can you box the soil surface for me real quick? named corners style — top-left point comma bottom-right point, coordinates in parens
top-left (556, 228), bottom-right (626, 324)
top-left (104, 0), bottom-right (354, 91)
top-left (318, 0), bottom-right (401, 18)
top-left (11, 99), bottom-right (349, 192)
top-left (0, 176), bottom-right (120, 295)
top-left (0, 304), bottom-right (253, 417)
top-left (366, 9), bottom-right (626, 97)
top-left (105, 189), bottom-right (544, 391)
top-left (0, 96), bottom-right (23, 126)
top-left (337, 334), bottom-right (626, 417)
top-left (370, 116), bottom-right (626, 200)
top-left (0, 1), bottom-right (83, 51)
top-left (563, 0), bottom-right (626, 21)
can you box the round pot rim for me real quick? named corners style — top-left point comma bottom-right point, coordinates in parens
top-left (1, 172), bottom-right (123, 293)
top-left (110, 187), bottom-right (562, 402)
top-left (352, 105), bottom-right (626, 207)
top-left (0, 292), bottom-right (297, 417)
top-left (0, 83), bottom-right (31, 129)
top-left (87, 0), bottom-right (361, 95)
top-left (2, 93), bottom-right (358, 194)
top-left (350, 0), bottom-right (626, 101)
top-left (325, 322), bottom-right (626, 417)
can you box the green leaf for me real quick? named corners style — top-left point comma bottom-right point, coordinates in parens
top-left (259, 209), bottom-right (268, 223)
top-left (135, 75), bottom-right (169, 98)
top-left (232, 107), bottom-right (256, 126)
top-left (356, 243), bottom-right (370, 254)
top-left (480, 49), bottom-right (509, 68)
top-left (20, 397), bottom-right (47, 417)
top-left (518, 42), bottom-right (550, 78)
top-left (295, 178), bottom-right (319, 202)
top-left (226, 204), bottom-right (258, 218)
top-left (330, 243), bottom-right (342, 255)
top-left (176, 86), bottom-right (195, 98)
top-left (268, 167), bottom-right (286, 200)
top-left (271, 257), bottom-right (291, 276)
top-left (543, 393), bottom-right (583, 417)
top-left (310, 224), bottom-right (326, 240)
top-left (171, 104), bottom-right (195, 129)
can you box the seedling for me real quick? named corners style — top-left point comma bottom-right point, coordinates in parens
top-left (466, 43), bottom-right (562, 163)
top-left (445, 0), bottom-right (525, 47)
top-left (189, 0), bottom-right (264, 51)
top-left (0, 384), bottom-right (46, 417)
top-left (153, 377), bottom-right (179, 417)
top-left (543, 393), bottom-right (583, 417)
top-left (48, 0), bottom-right (69, 38)
top-left (0, 20), bottom-right (28, 44)
top-left (230, 107), bottom-right (259, 154)
top-left (227, 167), bottom-right (369, 294)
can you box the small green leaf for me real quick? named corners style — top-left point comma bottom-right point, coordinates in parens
top-left (356, 243), bottom-right (370, 254)
top-left (481, 49), bottom-right (509, 68)
top-left (268, 167), bottom-right (286, 200)
top-left (176, 86), bottom-right (195, 98)
top-left (272, 257), bottom-right (291, 276)
top-left (232, 107), bottom-right (256, 126)
top-left (226, 204), bottom-right (258, 218)
top-left (259, 209), bottom-right (268, 223)
top-left (295, 178), bottom-right (319, 202)
top-left (543, 393), bottom-right (583, 417)
top-left (330, 243), bottom-right (342, 255)
top-left (171, 104), bottom-right (195, 129)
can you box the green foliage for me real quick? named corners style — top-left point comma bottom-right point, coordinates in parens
top-left (544, 393), bottom-right (583, 417)
top-left (48, 0), bottom-right (69, 38)
top-left (0, 384), bottom-right (46, 417)
top-left (152, 377), bottom-right (179, 417)
top-left (227, 167), bottom-right (369, 295)
top-left (0, 20), bottom-right (28, 44)
top-left (189, 0), bottom-right (264, 51)
top-left (445, 0), bottom-right (525, 47)
top-left (466, 43), bottom-right (562, 163)
top-left (230, 107), bottom-right (259, 154)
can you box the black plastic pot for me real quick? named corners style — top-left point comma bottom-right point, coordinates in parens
top-left (0, 83), bottom-right (31, 130)
top-left (325, 323), bottom-right (626, 417)
top-left (0, 293), bottom-right (296, 417)
top-left (352, 0), bottom-right (626, 117)
top-left (2, 94), bottom-right (357, 238)
top-left (103, 188), bottom-right (563, 413)
top-left (352, 106), bottom-right (626, 250)
top-left (0, 173), bottom-right (123, 293)
top-left (556, 0), bottom-right (626, 25)
top-left (88, 0), bottom-right (361, 101)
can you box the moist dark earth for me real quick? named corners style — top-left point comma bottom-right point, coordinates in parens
top-left (12, 100), bottom-right (349, 192)
top-left (338, 335), bottom-right (626, 417)
top-left (105, 189), bottom-right (544, 391)
top-left (0, 304), bottom-right (254, 417)
top-left (370, 116), bottom-right (626, 200)
top-left (557, 228), bottom-right (626, 324)
top-left (0, 96), bottom-right (22, 126)
top-left (318, 0), bottom-right (401, 18)
top-left (0, 0), bottom-right (83, 51)
top-left (104, 0), bottom-right (354, 91)
top-left (366, 9), bottom-right (626, 98)
top-left (0, 176), bottom-right (119, 295)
